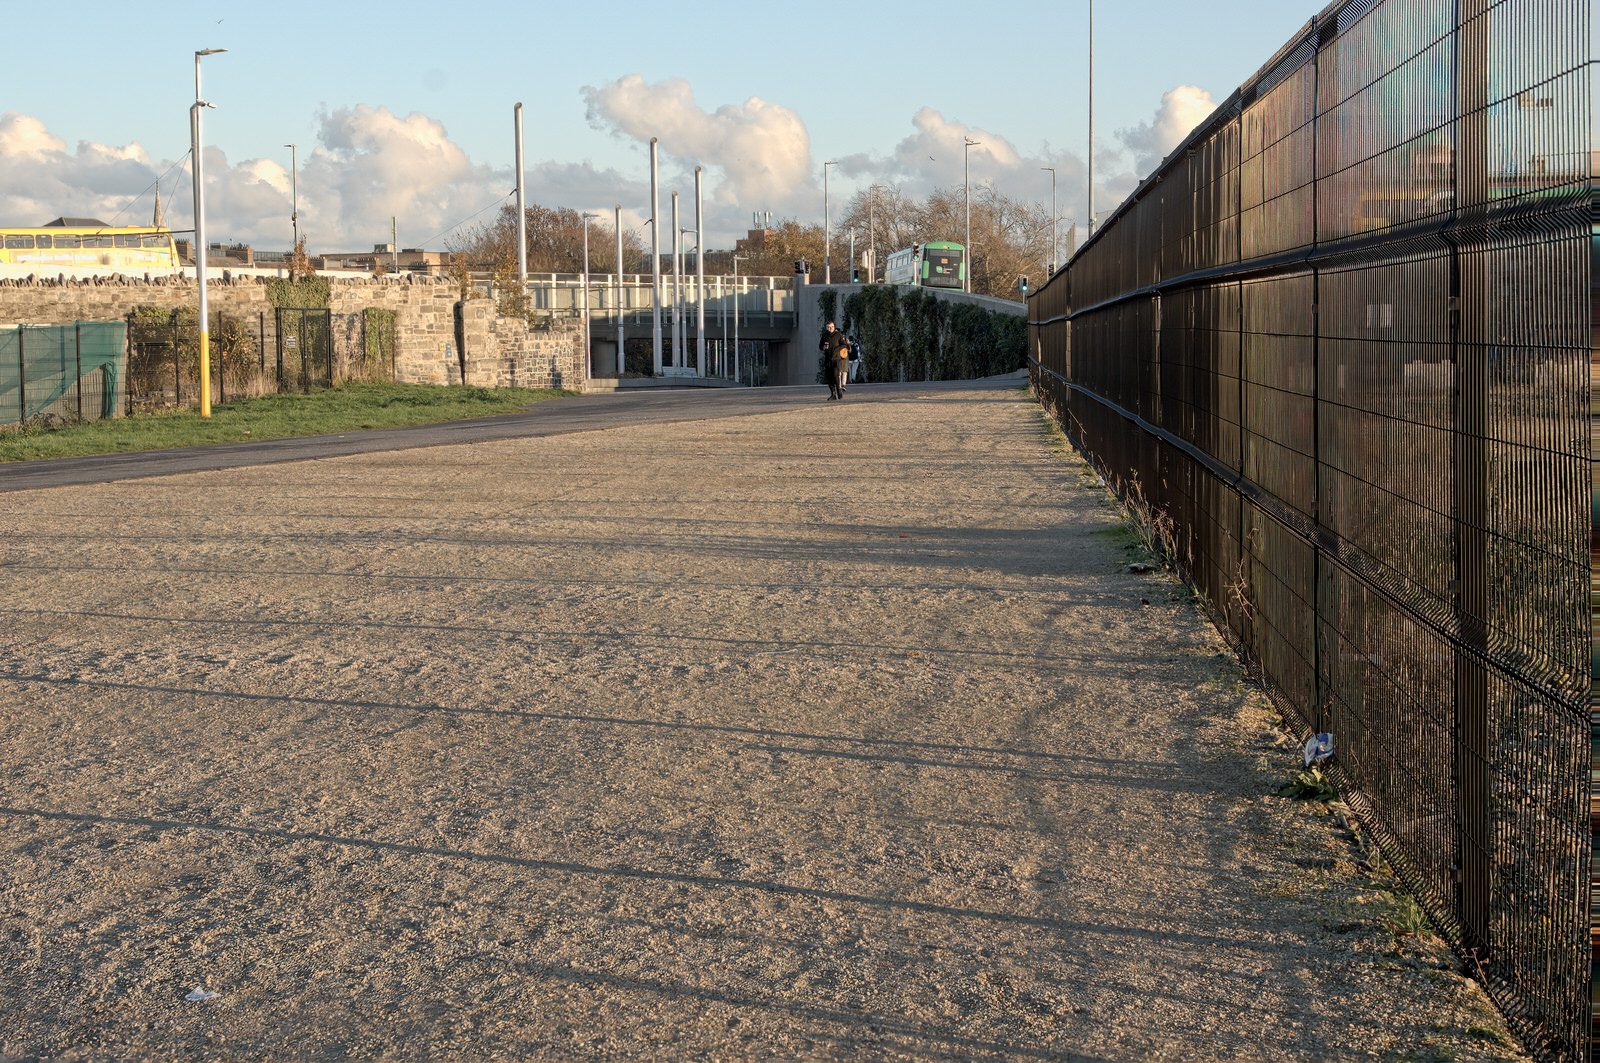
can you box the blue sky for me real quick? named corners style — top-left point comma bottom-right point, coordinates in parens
top-left (1, 0), bottom-right (1320, 249)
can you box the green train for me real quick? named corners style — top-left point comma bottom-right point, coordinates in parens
top-left (883, 241), bottom-right (966, 289)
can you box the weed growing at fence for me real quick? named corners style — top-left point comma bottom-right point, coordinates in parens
top-left (0, 382), bottom-right (571, 462)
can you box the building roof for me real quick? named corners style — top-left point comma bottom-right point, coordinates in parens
top-left (42, 217), bottom-right (111, 227)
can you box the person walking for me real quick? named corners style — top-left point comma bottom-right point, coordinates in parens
top-left (819, 319), bottom-right (849, 400)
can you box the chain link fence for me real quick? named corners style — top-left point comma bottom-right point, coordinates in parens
top-left (1028, 0), bottom-right (1589, 1056)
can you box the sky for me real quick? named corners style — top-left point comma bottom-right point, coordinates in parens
top-left (0, 0), bottom-right (1320, 253)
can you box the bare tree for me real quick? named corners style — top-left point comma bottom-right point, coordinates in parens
top-left (453, 203), bottom-right (646, 276)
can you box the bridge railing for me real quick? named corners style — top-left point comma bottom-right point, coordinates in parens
top-left (471, 273), bottom-right (796, 323)
top-left (1028, 1), bottom-right (1590, 1057)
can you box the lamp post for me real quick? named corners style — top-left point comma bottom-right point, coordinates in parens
top-left (613, 204), bottom-right (625, 377)
top-left (670, 190), bottom-right (681, 370)
top-left (649, 137), bottom-right (662, 375)
top-left (963, 137), bottom-right (979, 293)
top-left (823, 160), bottom-right (836, 283)
top-left (284, 142), bottom-right (298, 256)
top-left (514, 102), bottom-right (527, 288)
top-left (693, 166), bottom-right (705, 376)
top-left (581, 212), bottom-right (596, 378)
top-left (1088, 0), bottom-right (1096, 235)
top-left (1040, 165), bottom-right (1057, 272)
top-left (679, 225), bottom-right (698, 375)
top-left (731, 253), bottom-right (746, 385)
top-left (191, 46), bottom-right (226, 418)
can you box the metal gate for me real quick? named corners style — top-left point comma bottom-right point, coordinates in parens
top-left (126, 311), bottom-right (194, 408)
top-left (275, 308), bottom-right (332, 392)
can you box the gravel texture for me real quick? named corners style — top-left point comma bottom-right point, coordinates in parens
top-left (0, 378), bottom-right (1524, 1061)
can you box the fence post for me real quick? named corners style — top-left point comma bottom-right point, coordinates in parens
top-left (74, 321), bottom-right (83, 421)
top-left (125, 312), bottom-right (134, 416)
top-left (300, 313), bottom-right (309, 393)
top-left (172, 313), bottom-right (181, 406)
top-left (1451, 0), bottom-right (1492, 963)
top-left (274, 309), bottom-right (285, 392)
top-left (215, 311), bottom-right (225, 405)
top-left (258, 309), bottom-right (266, 382)
top-left (15, 326), bottom-right (25, 423)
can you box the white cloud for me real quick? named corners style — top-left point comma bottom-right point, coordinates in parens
top-left (0, 80), bottom-right (1217, 257)
top-left (1114, 84), bottom-right (1217, 179)
top-left (581, 74), bottom-right (813, 220)
top-left (0, 107), bottom-right (645, 252)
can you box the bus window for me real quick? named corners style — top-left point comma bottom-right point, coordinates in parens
top-left (142, 234), bottom-right (166, 247)
top-left (4, 235), bottom-right (36, 248)
top-left (83, 235), bottom-right (112, 248)
top-left (115, 234), bottom-right (140, 248)
top-left (35, 235), bottom-right (52, 249)
top-left (53, 235), bottom-right (81, 248)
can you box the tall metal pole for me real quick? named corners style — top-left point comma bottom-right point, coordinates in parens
top-left (732, 253), bottom-right (744, 385)
top-left (514, 102), bottom-right (527, 288)
top-left (284, 142), bottom-right (298, 254)
top-left (823, 161), bottom-right (835, 283)
top-left (694, 166), bottom-right (705, 376)
top-left (391, 216), bottom-right (398, 274)
top-left (650, 137), bottom-right (662, 375)
top-left (581, 212), bottom-right (595, 378)
top-left (1087, 0), bottom-right (1095, 235)
top-left (613, 204), bottom-right (624, 376)
top-left (868, 200), bottom-right (876, 283)
top-left (671, 191), bottom-right (681, 370)
top-left (848, 228), bottom-right (856, 283)
top-left (963, 137), bottom-right (979, 293)
top-left (1041, 166), bottom-right (1057, 271)
top-left (192, 47), bottom-right (225, 419)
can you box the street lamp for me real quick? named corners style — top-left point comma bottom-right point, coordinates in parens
top-left (649, 137), bottom-right (662, 376)
top-left (1040, 166), bottom-right (1057, 272)
top-left (670, 190), bottom-right (681, 369)
top-left (613, 204), bottom-right (625, 377)
top-left (284, 142), bottom-right (298, 257)
top-left (693, 165), bottom-right (705, 376)
top-left (823, 160), bottom-right (836, 284)
top-left (679, 224), bottom-right (699, 376)
top-left (731, 253), bottom-right (747, 385)
top-left (514, 103), bottom-right (527, 289)
top-left (581, 212), bottom-right (597, 378)
top-left (191, 46), bottom-right (226, 419)
top-left (963, 137), bottom-right (979, 293)
top-left (1087, 0), bottom-right (1096, 235)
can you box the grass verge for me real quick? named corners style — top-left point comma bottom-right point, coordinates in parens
top-left (0, 382), bottom-right (573, 463)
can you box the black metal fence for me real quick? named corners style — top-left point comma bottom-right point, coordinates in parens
top-left (1027, 0), bottom-right (1589, 1057)
top-left (124, 307), bottom-right (396, 412)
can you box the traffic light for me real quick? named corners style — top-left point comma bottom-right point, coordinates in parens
top-left (1019, 276), bottom-right (1030, 295)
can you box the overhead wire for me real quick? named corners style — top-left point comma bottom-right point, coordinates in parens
top-left (418, 191), bottom-right (515, 249)
top-left (100, 150), bottom-right (194, 230)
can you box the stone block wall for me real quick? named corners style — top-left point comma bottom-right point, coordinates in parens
top-left (0, 275), bottom-right (586, 393)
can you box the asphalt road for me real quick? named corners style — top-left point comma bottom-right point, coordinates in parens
top-left (0, 377), bottom-right (1022, 493)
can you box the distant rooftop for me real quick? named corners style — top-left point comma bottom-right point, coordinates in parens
top-left (42, 217), bottom-right (111, 227)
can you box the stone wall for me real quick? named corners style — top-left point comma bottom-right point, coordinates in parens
top-left (0, 275), bottom-right (585, 393)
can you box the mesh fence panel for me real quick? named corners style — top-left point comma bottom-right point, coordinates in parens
top-left (0, 322), bottom-right (126, 427)
top-left (1027, 0), bottom-right (1590, 1056)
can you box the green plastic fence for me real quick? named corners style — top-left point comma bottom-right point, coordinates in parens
top-left (0, 321), bottom-right (125, 426)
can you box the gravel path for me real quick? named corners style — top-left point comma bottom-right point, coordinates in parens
top-left (0, 379), bottom-right (1522, 1061)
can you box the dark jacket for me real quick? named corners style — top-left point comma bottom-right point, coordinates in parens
top-left (818, 329), bottom-right (848, 359)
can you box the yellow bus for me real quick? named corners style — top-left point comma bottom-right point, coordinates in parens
top-left (0, 219), bottom-right (180, 271)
